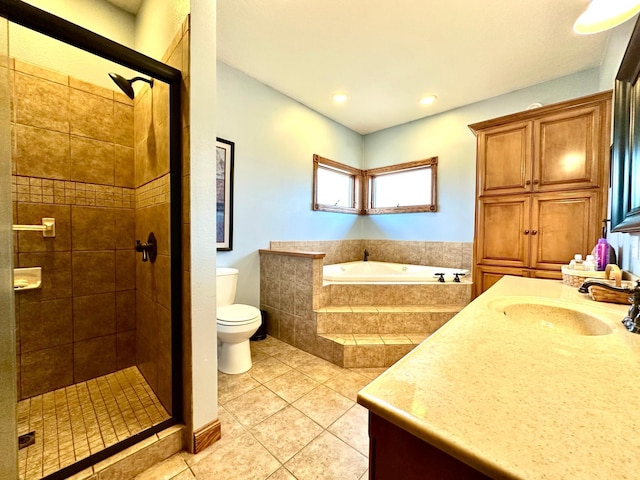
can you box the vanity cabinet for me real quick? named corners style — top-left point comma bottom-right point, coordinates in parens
top-left (368, 412), bottom-right (491, 479)
top-left (470, 92), bottom-right (611, 296)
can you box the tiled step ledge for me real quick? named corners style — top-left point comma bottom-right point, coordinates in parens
top-left (316, 304), bottom-right (465, 335)
top-left (319, 333), bottom-right (428, 369)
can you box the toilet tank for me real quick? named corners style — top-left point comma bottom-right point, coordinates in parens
top-left (216, 267), bottom-right (238, 307)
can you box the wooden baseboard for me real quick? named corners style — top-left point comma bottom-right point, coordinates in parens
top-left (193, 419), bottom-right (221, 453)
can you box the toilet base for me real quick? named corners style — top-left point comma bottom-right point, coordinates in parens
top-left (218, 338), bottom-right (253, 374)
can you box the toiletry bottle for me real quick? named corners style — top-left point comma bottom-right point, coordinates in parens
top-left (593, 237), bottom-right (616, 271)
top-left (591, 220), bottom-right (618, 271)
top-left (569, 254), bottom-right (584, 270)
top-left (584, 255), bottom-right (596, 271)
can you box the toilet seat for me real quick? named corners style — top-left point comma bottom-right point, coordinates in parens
top-left (217, 304), bottom-right (261, 326)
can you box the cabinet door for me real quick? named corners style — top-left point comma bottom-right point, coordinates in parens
top-left (530, 191), bottom-right (599, 271)
top-left (476, 195), bottom-right (530, 267)
top-left (477, 121), bottom-right (532, 196)
top-left (530, 269), bottom-right (563, 280)
top-left (533, 104), bottom-right (605, 192)
top-left (474, 265), bottom-right (530, 297)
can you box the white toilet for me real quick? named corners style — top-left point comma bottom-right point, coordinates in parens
top-left (216, 267), bottom-right (262, 374)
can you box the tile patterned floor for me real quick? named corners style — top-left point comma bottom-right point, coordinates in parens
top-left (137, 336), bottom-right (386, 480)
top-left (17, 366), bottom-right (169, 479)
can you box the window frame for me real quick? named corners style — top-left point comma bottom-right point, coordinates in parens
top-left (364, 157), bottom-right (438, 214)
top-left (312, 154), bottom-right (363, 214)
top-left (312, 154), bottom-right (438, 215)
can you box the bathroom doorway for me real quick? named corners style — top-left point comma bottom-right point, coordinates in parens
top-left (2, 2), bottom-right (183, 478)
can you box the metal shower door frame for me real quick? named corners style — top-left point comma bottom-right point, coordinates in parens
top-left (0, 1), bottom-right (184, 479)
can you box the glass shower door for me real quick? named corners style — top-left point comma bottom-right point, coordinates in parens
top-left (0, 14), bottom-right (19, 480)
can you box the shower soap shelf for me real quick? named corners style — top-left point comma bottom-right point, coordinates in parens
top-left (13, 267), bottom-right (42, 291)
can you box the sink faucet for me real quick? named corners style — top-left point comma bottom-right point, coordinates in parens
top-left (363, 249), bottom-right (369, 262)
top-left (578, 280), bottom-right (640, 333)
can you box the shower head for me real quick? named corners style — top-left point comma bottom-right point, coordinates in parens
top-left (108, 72), bottom-right (154, 100)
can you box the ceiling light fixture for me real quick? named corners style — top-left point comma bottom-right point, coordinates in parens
top-left (333, 93), bottom-right (348, 103)
top-left (420, 95), bottom-right (437, 106)
top-left (574, 0), bottom-right (640, 34)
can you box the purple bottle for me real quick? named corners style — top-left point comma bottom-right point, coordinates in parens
top-left (591, 221), bottom-right (617, 271)
top-left (593, 237), bottom-right (615, 271)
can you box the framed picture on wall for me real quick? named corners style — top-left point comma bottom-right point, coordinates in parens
top-left (216, 137), bottom-right (234, 251)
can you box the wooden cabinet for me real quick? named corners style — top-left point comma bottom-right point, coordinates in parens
top-left (475, 265), bottom-right (562, 295)
top-left (477, 121), bottom-right (532, 196)
top-left (476, 102), bottom-right (607, 197)
top-left (368, 412), bottom-right (491, 479)
top-left (471, 92), bottom-right (611, 297)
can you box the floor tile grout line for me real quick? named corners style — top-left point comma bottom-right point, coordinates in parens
top-left (230, 347), bottom-right (368, 468)
top-left (98, 374), bottom-right (131, 441)
top-left (114, 368), bottom-right (153, 430)
top-left (87, 377), bottom-right (118, 449)
top-left (106, 372), bottom-right (143, 435)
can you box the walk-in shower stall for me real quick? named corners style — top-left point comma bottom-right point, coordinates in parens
top-left (0, 1), bottom-right (183, 478)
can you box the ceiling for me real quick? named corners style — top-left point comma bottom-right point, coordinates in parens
top-left (216, 0), bottom-right (612, 134)
top-left (109, 0), bottom-right (616, 134)
top-left (106, 0), bottom-right (142, 15)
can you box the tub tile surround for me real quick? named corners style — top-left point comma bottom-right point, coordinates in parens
top-left (270, 239), bottom-right (473, 269)
top-left (260, 240), bottom-right (472, 368)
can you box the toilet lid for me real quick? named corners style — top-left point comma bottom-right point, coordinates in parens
top-left (217, 304), bottom-right (261, 325)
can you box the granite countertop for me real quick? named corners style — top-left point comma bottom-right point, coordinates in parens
top-left (357, 275), bottom-right (640, 480)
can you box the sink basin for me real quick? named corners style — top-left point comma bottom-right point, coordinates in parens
top-left (488, 299), bottom-right (614, 336)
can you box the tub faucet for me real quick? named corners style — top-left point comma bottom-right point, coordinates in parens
top-left (363, 249), bottom-right (369, 262)
top-left (578, 279), bottom-right (640, 333)
top-left (453, 272), bottom-right (466, 283)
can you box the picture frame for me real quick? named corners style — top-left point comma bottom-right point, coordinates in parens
top-left (216, 137), bottom-right (234, 250)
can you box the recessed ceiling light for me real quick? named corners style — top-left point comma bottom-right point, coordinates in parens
top-left (420, 95), bottom-right (437, 106)
top-left (333, 93), bottom-right (348, 103)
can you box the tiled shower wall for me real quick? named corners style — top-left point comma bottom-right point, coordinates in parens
top-left (131, 17), bottom-right (190, 414)
top-left (134, 76), bottom-right (172, 412)
top-left (270, 239), bottom-right (473, 270)
top-left (11, 59), bottom-right (137, 400)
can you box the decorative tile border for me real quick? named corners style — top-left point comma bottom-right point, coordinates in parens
top-left (136, 174), bottom-right (170, 208)
top-left (12, 175), bottom-right (134, 208)
top-left (11, 174), bottom-right (172, 209)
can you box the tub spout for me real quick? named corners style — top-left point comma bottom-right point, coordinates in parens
top-left (363, 249), bottom-right (369, 262)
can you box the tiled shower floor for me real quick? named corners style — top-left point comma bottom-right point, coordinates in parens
top-left (17, 366), bottom-right (169, 479)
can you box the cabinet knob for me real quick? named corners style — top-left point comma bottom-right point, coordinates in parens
top-left (524, 230), bottom-right (530, 235)
top-left (531, 230), bottom-right (538, 235)
top-left (525, 180), bottom-right (531, 186)
top-left (533, 179), bottom-right (539, 185)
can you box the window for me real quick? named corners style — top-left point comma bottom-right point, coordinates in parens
top-left (365, 157), bottom-right (438, 214)
top-left (312, 154), bottom-right (363, 214)
top-left (312, 154), bottom-right (437, 215)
